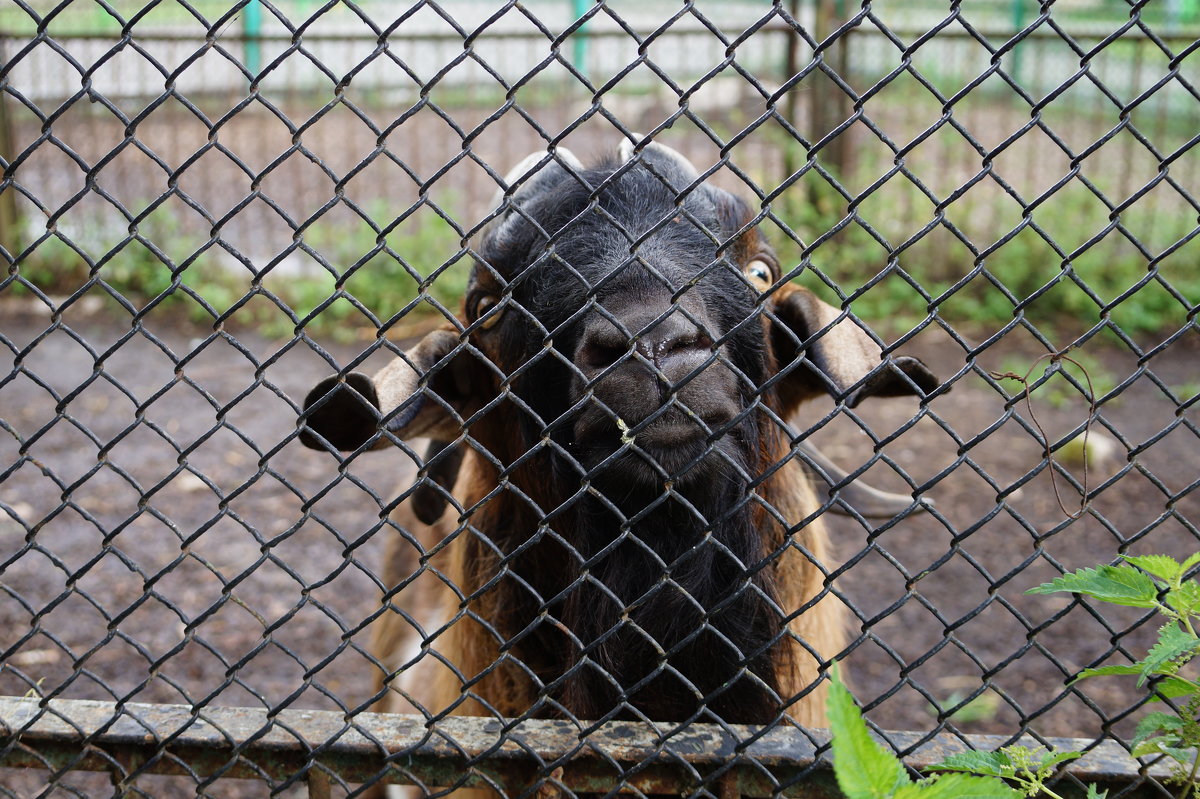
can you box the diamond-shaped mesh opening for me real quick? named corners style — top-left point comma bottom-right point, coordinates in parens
top-left (2, 2), bottom-right (1199, 797)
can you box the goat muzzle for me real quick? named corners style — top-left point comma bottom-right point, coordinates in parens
top-left (570, 302), bottom-right (741, 462)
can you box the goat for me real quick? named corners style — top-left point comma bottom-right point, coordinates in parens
top-left (300, 140), bottom-right (940, 739)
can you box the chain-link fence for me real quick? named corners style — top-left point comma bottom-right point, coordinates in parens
top-left (1, 0), bottom-right (1197, 797)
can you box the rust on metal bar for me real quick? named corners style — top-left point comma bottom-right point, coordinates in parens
top-left (0, 697), bottom-right (1161, 796)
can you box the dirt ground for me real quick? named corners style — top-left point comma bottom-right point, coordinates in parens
top-left (1, 296), bottom-right (1197, 795)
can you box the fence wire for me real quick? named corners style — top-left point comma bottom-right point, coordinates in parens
top-left (0, 1), bottom-right (1198, 797)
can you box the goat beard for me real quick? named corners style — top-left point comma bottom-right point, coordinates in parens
top-left (554, 437), bottom-right (787, 725)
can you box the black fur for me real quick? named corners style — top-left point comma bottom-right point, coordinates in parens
top-left (466, 157), bottom-right (787, 724)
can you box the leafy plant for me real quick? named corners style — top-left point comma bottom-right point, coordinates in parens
top-left (1173, 383), bottom-right (1200, 404)
top-left (766, 135), bottom-right (1200, 341)
top-left (830, 554), bottom-right (1200, 799)
top-left (9, 199), bottom-right (467, 342)
top-left (826, 667), bottom-right (1088, 799)
top-left (928, 747), bottom-right (1104, 799)
top-left (827, 669), bottom-right (1013, 799)
top-left (1028, 554), bottom-right (1200, 798)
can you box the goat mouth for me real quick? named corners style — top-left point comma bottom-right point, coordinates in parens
top-left (633, 419), bottom-right (713, 447)
top-left (570, 416), bottom-right (744, 488)
top-left (598, 437), bottom-right (746, 494)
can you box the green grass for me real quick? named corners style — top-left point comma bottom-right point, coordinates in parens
top-left (762, 149), bottom-right (1200, 342)
top-left (992, 349), bottom-right (1120, 409)
top-left (6, 166), bottom-right (1196, 345)
top-left (5, 199), bottom-right (467, 342)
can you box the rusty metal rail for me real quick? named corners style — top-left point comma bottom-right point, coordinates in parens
top-left (0, 697), bottom-right (1163, 797)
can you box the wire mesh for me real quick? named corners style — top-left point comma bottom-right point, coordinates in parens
top-left (0, 1), bottom-right (1197, 797)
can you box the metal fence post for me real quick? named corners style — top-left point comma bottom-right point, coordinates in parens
top-left (811, 0), bottom-right (853, 179)
top-left (782, 0), bottom-right (802, 184)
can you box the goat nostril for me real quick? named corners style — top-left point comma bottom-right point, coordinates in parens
top-left (580, 340), bottom-right (629, 370)
top-left (579, 317), bottom-right (712, 373)
top-left (654, 331), bottom-right (712, 364)
top-left (663, 331), bottom-right (710, 357)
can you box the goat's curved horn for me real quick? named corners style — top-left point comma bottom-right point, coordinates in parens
top-left (487, 148), bottom-right (584, 211)
top-left (479, 148), bottom-right (584, 251)
top-left (797, 441), bottom-right (932, 518)
top-left (619, 134), bottom-right (701, 189)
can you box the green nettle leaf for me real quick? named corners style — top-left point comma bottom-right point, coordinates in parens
top-left (1037, 750), bottom-right (1084, 771)
top-left (1073, 664), bottom-right (1144, 682)
top-left (1131, 738), bottom-right (1169, 759)
top-left (828, 669), bottom-right (911, 799)
top-left (1131, 738), bottom-right (1196, 764)
top-left (1028, 555), bottom-right (1200, 799)
top-left (1026, 565), bottom-right (1160, 608)
top-left (1132, 711), bottom-right (1185, 748)
top-left (1167, 581), bottom-right (1200, 617)
top-left (1149, 676), bottom-right (1200, 701)
top-left (928, 751), bottom-right (1013, 778)
top-left (1077, 666), bottom-right (1200, 698)
top-left (1121, 555), bottom-right (1183, 584)
top-left (1161, 746), bottom-right (1199, 764)
top-left (894, 773), bottom-right (1022, 799)
top-left (1140, 623), bottom-right (1200, 685)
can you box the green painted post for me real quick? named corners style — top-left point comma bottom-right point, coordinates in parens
top-left (571, 0), bottom-right (589, 80)
top-left (1011, 0), bottom-right (1024, 85)
top-left (244, 0), bottom-right (262, 81)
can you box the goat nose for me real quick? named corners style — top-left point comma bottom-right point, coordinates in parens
top-left (636, 314), bottom-right (713, 373)
top-left (578, 311), bottom-right (712, 376)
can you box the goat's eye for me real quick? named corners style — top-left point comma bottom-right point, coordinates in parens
top-left (744, 260), bottom-right (773, 289)
top-left (473, 294), bottom-right (504, 329)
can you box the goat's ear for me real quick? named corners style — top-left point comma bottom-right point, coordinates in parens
top-left (769, 283), bottom-right (941, 409)
top-left (299, 328), bottom-right (473, 452)
top-left (410, 439), bottom-right (465, 524)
